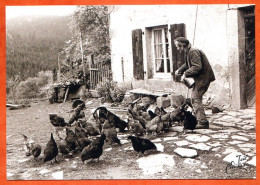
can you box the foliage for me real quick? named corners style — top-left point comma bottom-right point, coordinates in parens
top-left (59, 5), bottom-right (111, 80)
top-left (16, 71), bottom-right (53, 99)
top-left (96, 78), bottom-right (126, 103)
top-left (6, 74), bottom-right (22, 103)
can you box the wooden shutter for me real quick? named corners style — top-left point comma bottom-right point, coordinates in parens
top-left (170, 24), bottom-right (186, 81)
top-left (132, 29), bottom-right (144, 80)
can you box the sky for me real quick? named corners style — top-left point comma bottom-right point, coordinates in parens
top-left (6, 6), bottom-right (78, 19)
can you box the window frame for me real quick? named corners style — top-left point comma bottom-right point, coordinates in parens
top-left (151, 25), bottom-right (173, 79)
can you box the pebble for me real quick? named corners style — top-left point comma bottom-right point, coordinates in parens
top-left (190, 143), bottom-right (212, 151)
top-left (207, 142), bottom-right (222, 147)
top-left (120, 139), bottom-right (129, 144)
top-left (231, 135), bottom-right (249, 141)
top-left (195, 169), bottom-right (202, 173)
top-left (175, 140), bottom-right (189, 146)
top-left (185, 134), bottom-right (210, 142)
top-left (239, 143), bottom-right (255, 148)
top-left (211, 134), bottom-right (229, 139)
top-left (105, 148), bottom-right (112, 152)
top-left (155, 143), bottom-right (164, 152)
top-left (39, 169), bottom-right (51, 175)
top-left (152, 138), bottom-right (162, 143)
top-left (227, 141), bottom-right (244, 145)
top-left (163, 137), bottom-right (177, 141)
top-left (52, 171), bottom-right (63, 180)
top-left (201, 163), bottom-right (208, 169)
top-left (174, 148), bottom-right (198, 158)
top-left (215, 154), bottom-right (222, 158)
top-left (223, 152), bottom-right (248, 165)
top-left (170, 126), bottom-right (183, 132)
top-left (18, 158), bottom-right (30, 163)
top-left (137, 154), bottom-right (175, 175)
top-left (223, 148), bottom-right (237, 155)
top-left (242, 125), bottom-right (255, 130)
top-left (238, 109), bottom-right (255, 114)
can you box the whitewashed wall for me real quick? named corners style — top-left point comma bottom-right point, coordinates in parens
top-left (109, 5), bottom-right (230, 82)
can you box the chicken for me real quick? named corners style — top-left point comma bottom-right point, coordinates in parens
top-left (170, 106), bottom-right (183, 123)
top-left (127, 135), bottom-right (157, 155)
top-left (145, 116), bottom-right (161, 134)
top-left (43, 133), bottom-right (58, 163)
top-left (80, 134), bottom-right (106, 163)
top-left (76, 137), bottom-right (92, 151)
top-left (154, 107), bottom-right (167, 116)
top-left (75, 124), bottom-right (88, 138)
top-left (68, 103), bottom-right (85, 126)
top-left (49, 113), bottom-right (68, 127)
top-left (65, 128), bottom-right (77, 151)
top-left (181, 110), bottom-right (197, 134)
top-left (160, 112), bottom-right (172, 132)
top-left (127, 114), bottom-right (145, 136)
top-left (94, 107), bottom-right (128, 132)
top-left (128, 109), bottom-right (147, 129)
top-left (56, 139), bottom-right (70, 157)
top-left (78, 119), bottom-right (100, 136)
top-left (148, 110), bottom-right (157, 120)
top-left (102, 120), bottom-right (121, 145)
top-left (19, 133), bottom-right (41, 159)
top-left (31, 144), bottom-right (42, 159)
top-left (72, 99), bottom-right (85, 109)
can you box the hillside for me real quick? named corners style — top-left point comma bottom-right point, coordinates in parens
top-left (6, 15), bottom-right (73, 80)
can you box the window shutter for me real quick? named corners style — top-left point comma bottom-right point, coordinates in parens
top-left (132, 29), bottom-right (144, 80)
top-left (170, 24), bottom-right (186, 81)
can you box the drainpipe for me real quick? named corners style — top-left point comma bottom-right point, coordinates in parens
top-left (121, 57), bottom-right (124, 81)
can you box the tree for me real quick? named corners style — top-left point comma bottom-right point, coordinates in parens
top-left (60, 5), bottom-right (111, 75)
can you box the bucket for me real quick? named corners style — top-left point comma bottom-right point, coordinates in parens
top-left (175, 73), bottom-right (182, 82)
top-left (183, 77), bottom-right (195, 88)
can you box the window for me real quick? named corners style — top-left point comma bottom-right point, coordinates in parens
top-left (152, 26), bottom-right (171, 77)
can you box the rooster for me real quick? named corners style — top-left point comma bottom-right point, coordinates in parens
top-left (19, 133), bottom-right (41, 159)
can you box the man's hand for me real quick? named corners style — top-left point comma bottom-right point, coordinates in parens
top-left (175, 70), bottom-right (180, 76)
top-left (181, 74), bottom-right (185, 82)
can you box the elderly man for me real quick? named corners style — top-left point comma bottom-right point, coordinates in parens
top-left (174, 37), bottom-right (215, 129)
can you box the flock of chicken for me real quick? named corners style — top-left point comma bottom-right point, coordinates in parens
top-left (20, 98), bottom-right (197, 164)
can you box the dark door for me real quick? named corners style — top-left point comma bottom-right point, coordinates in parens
top-left (170, 23), bottom-right (186, 81)
top-left (244, 6), bottom-right (255, 107)
top-left (132, 29), bottom-right (144, 80)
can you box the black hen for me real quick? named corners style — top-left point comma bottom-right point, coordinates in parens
top-left (43, 133), bottom-right (58, 163)
top-left (76, 137), bottom-right (92, 151)
top-left (65, 128), bottom-right (77, 151)
top-left (181, 110), bottom-right (197, 134)
top-left (148, 110), bottom-right (157, 120)
top-left (56, 140), bottom-right (70, 157)
top-left (72, 99), bottom-right (85, 109)
top-left (49, 114), bottom-right (67, 127)
top-left (80, 134), bottom-right (106, 163)
top-left (128, 135), bottom-right (157, 155)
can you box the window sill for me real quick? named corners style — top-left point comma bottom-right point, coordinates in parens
top-left (151, 73), bottom-right (173, 81)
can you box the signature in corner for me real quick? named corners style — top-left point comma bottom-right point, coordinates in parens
top-left (225, 155), bottom-right (249, 174)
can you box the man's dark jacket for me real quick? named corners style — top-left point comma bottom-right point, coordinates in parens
top-left (178, 47), bottom-right (215, 90)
